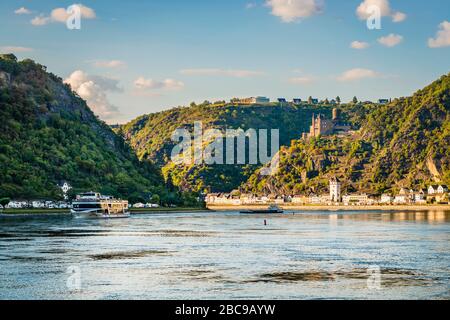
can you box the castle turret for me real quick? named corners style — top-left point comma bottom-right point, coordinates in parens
top-left (332, 108), bottom-right (340, 121)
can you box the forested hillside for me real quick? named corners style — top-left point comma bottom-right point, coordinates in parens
top-left (242, 73), bottom-right (450, 195)
top-left (0, 54), bottom-right (165, 201)
top-left (119, 102), bottom-right (335, 192)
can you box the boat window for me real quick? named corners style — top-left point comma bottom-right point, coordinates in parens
top-left (77, 204), bottom-right (102, 209)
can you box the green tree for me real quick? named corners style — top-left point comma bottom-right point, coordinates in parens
top-left (151, 194), bottom-right (161, 205)
top-left (0, 197), bottom-right (10, 207)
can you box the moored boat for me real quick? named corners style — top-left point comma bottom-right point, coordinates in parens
top-left (71, 192), bottom-right (130, 219)
top-left (240, 205), bottom-right (284, 214)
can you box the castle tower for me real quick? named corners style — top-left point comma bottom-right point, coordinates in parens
top-left (330, 177), bottom-right (341, 203)
top-left (332, 108), bottom-right (340, 121)
top-left (309, 113), bottom-right (315, 137)
top-left (317, 115), bottom-right (322, 135)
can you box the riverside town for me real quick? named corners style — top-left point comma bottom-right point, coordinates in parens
top-left (0, 0), bottom-right (449, 305)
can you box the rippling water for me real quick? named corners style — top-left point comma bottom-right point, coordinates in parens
top-left (0, 210), bottom-right (449, 300)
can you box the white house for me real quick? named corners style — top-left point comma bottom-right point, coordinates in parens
top-left (205, 193), bottom-right (241, 206)
top-left (437, 185), bottom-right (448, 194)
top-left (273, 196), bottom-right (285, 204)
top-left (32, 201), bottom-right (45, 209)
top-left (414, 191), bottom-right (427, 204)
top-left (133, 203), bottom-right (145, 208)
top-left (394, 194), bottom-right (409, 204)
top-left (309, 194), bottom-right (322, 204)
top-left (205, 193), bottom-right (220, 205)
top-left (292, 195), bottom-right (307, 204)
top-left (321, 195), bottom-right (331, 204)
top-left (7, 201), bottom-right (28, 209)
top-left (380, 194), bottom-right (393, 204)
top-left (342, 194), bottom-right (371, 206)
top-left (428, 185), bottom-right (439, 195)
top-left (240, 194), bottom-right (256, 205)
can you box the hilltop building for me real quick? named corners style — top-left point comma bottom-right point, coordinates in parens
top-left (307, 108), bottom-right (351, 138)
top-left (233, 96), bottom-right (270, 105)
top-left (309, 114), bottom-right (334, 137)
top-left (332, 108), bottom-right (340, 120)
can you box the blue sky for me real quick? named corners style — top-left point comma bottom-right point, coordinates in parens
top-left (1, 0), bottom-right (449, 123)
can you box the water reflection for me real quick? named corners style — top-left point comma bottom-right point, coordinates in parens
top-left (318, 211), bottom-right (450, 223)
top-left (0, 210), bottom-right (449, 300)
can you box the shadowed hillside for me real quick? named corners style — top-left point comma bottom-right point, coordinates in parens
top-left (0, 54), bottom-right (164, 200)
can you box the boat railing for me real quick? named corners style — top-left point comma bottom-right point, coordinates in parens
top-left (73, 199), bottom-right (128, 204)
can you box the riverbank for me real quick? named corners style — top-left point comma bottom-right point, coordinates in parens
top-left (0, 207), bottom-right (211, 217)
top-left (208, 204), bottom-right (450, 211)
top-left (130, 207), bottom-right (211, 214)
top-left (0, 208), bottom-right (70, 215)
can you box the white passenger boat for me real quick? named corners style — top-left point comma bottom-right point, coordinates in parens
top-left (71, 192), bottom-right (130, 219)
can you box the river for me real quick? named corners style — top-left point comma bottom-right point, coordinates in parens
top-left (0, 210), bottom-right (449, 300)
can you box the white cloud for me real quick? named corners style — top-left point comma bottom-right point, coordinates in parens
top-left (428, 21), bottom-right (450, 48)
top-left (0, 46), bottom-right (33, 53)
top-left (31, 15), bottom-right (51, 26)
top-left (180, 68), bottom-right (265, 78)
top-left (357, 0), bottom-right (389, 18)
top-left (31, 3), bottom-right (96, 26)
top-left (51, 4), bottom-right (96, 22)
top-left (378, 33), bottom-right (403, 47)
top-left (64, 70), bottom-right (121, 120)
top-left (289, 76), bottom-right (315, 84)
top-left (15, 7), bottom-right (31, 15)
top-left (92, 60), bottom-right (126, 68)
top-left (356, 0), bottom-right (406, 23)
top-left (350, 41), bottom-right (370, 49)
top-left (246, 2), bottom-right (257, 9)
top-left (392, 11), bottom-right (406, 23)
top-left (134, 77), bottom-right (184, 90)
top-left (337, 68), bottom-right (379, 82)
top-left (265, 0), bottom-right (323, 23)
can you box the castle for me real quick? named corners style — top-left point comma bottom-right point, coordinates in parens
top-left (303, 108), bottom-right (351, 138)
